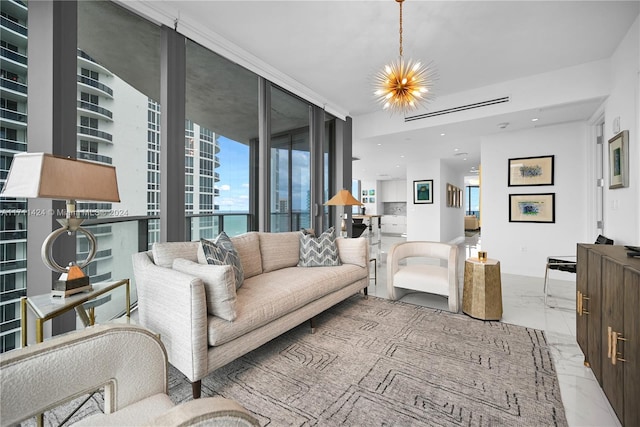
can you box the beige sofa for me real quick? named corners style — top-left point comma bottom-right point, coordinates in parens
top-left (464, 215), bottom-right (480, 231)
top-left (132, 231), bottom-right (369, 398)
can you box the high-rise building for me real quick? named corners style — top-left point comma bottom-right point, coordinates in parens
top-left (0, 0), bottom-right (221, 352)
top-left (0, 0), bottom-right (28, 353)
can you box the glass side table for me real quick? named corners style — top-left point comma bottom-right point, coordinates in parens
top-left (20, 279), bottom-right (130, 346)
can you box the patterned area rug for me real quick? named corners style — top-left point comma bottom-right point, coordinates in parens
top-left (175, 295), bottom-right (567, 426)
top-left (26, 295), bottom-right (567, 426)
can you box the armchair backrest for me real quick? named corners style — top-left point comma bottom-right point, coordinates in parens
top-left (0, 324), bottom-right (167, 426)
top-left (595, 235), bottom-right (614, 245)
top-left (388, 241), bottom-right (458, 281)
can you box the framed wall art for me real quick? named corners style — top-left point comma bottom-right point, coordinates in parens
top-left (509, 193), bottom-right (555, 223)
top-left (413, 180), bottom-right (433, 204)
top-left (608, 130), bottom-right (629, 189)
top-left (508, 155), bottom-right (554, 186)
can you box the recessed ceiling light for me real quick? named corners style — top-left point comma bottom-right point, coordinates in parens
top-left (498, 122), bottom-right (509, 129)
top-left (531, 118), bottom-right (539, 122)
top-left (440, 133), bottom-right (446, 136)
top-left (454, 148), bottom-right (459, 152)
top-left (377, 143), bottom-right (382, 146)
top-left (400, 155), bottom-right (405, 158)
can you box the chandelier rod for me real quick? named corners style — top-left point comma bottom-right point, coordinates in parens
top-left (398, 0), bottom-right (404, 57)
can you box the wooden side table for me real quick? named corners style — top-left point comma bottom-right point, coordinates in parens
top-left (463, 258), bottom-right (503, 320)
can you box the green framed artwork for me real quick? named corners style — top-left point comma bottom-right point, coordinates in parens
top-left (413, 179), bottom-right (433, 204)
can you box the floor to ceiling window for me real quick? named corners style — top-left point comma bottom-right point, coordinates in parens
top-left (270, 86), bottom-right (311, 232)
top-left (0, 0), bottom-right (28, 352)
top-left (77, 0), bottom-right (161, 321)
top-left (465, 185), bottom-right (480, 218)
top-left (185, 39), bottom-right (257, 239)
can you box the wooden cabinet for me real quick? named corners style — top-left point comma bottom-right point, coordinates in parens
top-left (577, 244), bottom-right (640, 426)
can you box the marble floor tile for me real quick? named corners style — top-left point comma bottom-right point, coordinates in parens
top-left (367, 232), bottom-right (621, 427)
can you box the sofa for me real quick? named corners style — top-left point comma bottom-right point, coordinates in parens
top-left (132, 231), bottom-right (369, 398)
top-left (464, 215), bottom-right (479, 231)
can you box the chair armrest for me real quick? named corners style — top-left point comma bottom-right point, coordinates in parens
top-left (146, 397), bottom-right (259, 426)
top-left (0, 324), bottom-right (167, 426)
top-left (132, 252), bottom-right (209, 382)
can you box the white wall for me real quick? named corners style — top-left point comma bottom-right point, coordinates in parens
top-left (440, 162), bottom-right (465, 243)
top-left (407, 158), bottom-right (441, 241)
top-left (602, 16), bottom-right (639, 244)
top-left (360, 179), bottom-right (380, 215)
top-left (481, 122), bottom-right (589, 277)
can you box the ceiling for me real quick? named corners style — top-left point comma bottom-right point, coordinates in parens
top-left (119, 0), bottom-right (639, 181)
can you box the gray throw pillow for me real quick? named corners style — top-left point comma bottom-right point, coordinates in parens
top-left (298, 226), bottom-right (341, 267)
top-left (201, 232), bottom-right (244, 289)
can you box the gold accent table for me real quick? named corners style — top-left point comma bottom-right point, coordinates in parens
top-left (21, 279), bottom-right (130, 346)
top-left (463, 258), bottom-right (503, 320)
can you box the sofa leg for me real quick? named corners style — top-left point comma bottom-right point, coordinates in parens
top-left (363, 286), bottom-right (368, 299)
top-left (192, 380), bottom-right (202, 399)
top-left (309, 317), bottom-right (316, 334)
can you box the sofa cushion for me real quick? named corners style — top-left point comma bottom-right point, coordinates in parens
top-left (298, 227), bottom-right (341, 267)
top-left (172, 258), bottom-right (237, 321)
top-left (206, 264), bottom-right (367, 346)
top-left (152, 242), bottom-right (200, 268)
top-left (258, 231), bottom-right (301, 273)
top-left (230, 232), bottom-right (263, 279)
top-left (201, 233), bottom-right (244, 289)
top-left (335, 237), bottom-right (369, 268)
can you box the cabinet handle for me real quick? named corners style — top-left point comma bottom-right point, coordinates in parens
top-left (576, 291), bottom-right (581, 315)
top-left (616, 333), bottom-right (627, 364)
top-left (607, 326), bottom-right (613, 359)
top-left (581, 295), bottom-right (589, 315)
top-left (610, 331), bottom-right (628, 365)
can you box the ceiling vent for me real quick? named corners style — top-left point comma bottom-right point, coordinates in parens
top-left (404, 96), bottom-right (510, 122)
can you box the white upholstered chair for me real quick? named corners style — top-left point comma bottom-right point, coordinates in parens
top-left (0, 323), bottom-right (259, 427)
top-left (386, 241), bottom-right (459, 312)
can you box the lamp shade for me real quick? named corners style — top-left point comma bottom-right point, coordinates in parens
top-left (325, 189), bottom-right (363, 206)
top-left (1, 153), bottom-right (120, 202)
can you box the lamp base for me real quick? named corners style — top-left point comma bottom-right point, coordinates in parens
top-left (52, 276), bottom-right (91, 298)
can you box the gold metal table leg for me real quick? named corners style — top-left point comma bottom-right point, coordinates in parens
top-left (20, 297), bottom-right (27, 348)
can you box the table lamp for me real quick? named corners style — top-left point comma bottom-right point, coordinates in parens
top-left (325, 189), bottom-right (363, 235)
top-left (1, 153), bottom-right (120, 296)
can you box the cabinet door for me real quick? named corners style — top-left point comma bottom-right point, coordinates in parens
top-left (381, 181), bottom-right (394, 202)
top-left (587, 250), bottom-right (603, 382)
top-left (623, 267), bottom-right (640, 426)
top-left (576, 245), bottom-right (589, 358)
top-left (601, 257), bottom-right (624, 423)
top-left (395, 181), bottom-right (407, 201)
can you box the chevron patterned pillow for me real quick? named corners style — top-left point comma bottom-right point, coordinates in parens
top-left (201, 233), bottom-right (245, 289)
top-left (298, 227), bottom-right (341, 267)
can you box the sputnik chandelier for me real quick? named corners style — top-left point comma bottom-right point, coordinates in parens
top-left (374, 0), bottom-right (436, 114)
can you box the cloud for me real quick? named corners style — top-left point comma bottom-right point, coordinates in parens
top-left (218, 184), bottom-right (231, 191)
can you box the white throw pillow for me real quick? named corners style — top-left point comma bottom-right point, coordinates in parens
top-left (172, 258), bottom-right (237, 321)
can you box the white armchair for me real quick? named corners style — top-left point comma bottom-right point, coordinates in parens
top-left (387, 241), bottom-right (459, 312)
top-left (0, 323), bottom-right (258, 427)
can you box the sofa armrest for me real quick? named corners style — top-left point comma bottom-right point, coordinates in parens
top-left (336, 236), bottom-right (369, 269)
top-left (132, 252), bottom-right (209, 382)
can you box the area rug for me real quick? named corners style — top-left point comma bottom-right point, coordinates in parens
top-left (177, 295), bottom-right (567, 426)
top-left (26, 295), bottom-right (567, 426)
